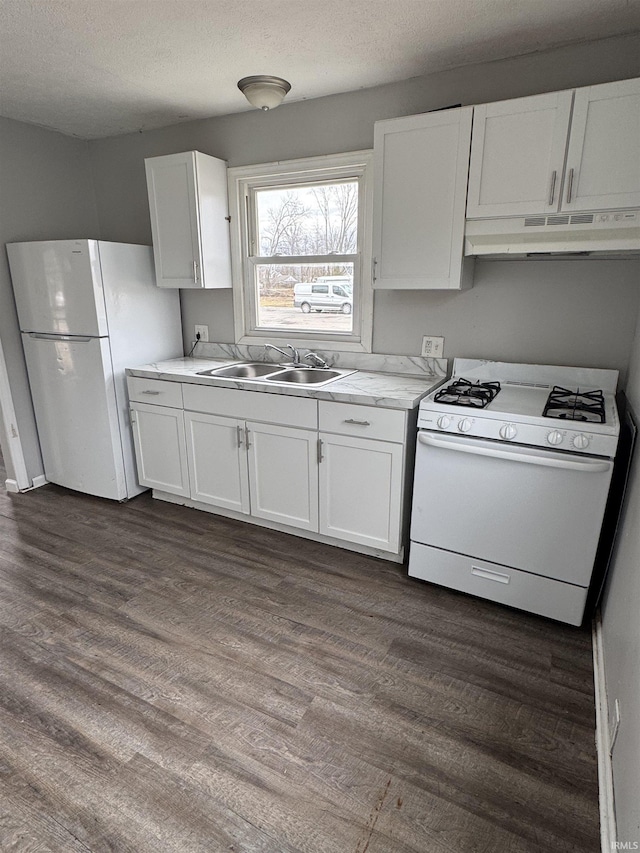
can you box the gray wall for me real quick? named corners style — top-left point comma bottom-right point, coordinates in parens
top-left (0, 117), bottom-right (100, 481)
top-left (87, 31), bottom-right (640, 370)
top-left (602, 299), bottom-right (640, 845)
top-left (374, 258), bottom-right (640, 376)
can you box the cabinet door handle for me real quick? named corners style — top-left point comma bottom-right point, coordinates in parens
top-left (566, 168), bottom-right (574, 204)
top-left (140, 390), bottom-right (161, 396)
top-left (548, 170), bottom-right (557, 206)
top-left (317, 438), bottom-right (323, 464)
top-left (193, 260), bottom-right (199, 283)
top-left (237, 425), bottom-right (244, 447)
top-left (245, 426), bottom-right (251, 448)
top-left (129, 410), bottom-right (136, 425)
top-left (343, 418), bottom-right (371, 426)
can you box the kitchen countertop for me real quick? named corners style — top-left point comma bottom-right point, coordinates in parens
top-left (126, 357), bottom-right (445, 410)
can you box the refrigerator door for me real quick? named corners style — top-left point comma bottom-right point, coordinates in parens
top-left (21, 332), bottom-right (127, 500)
top-left (8, 240), bottom-right (108, 336)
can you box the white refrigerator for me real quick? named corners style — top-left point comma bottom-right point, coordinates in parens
top-left (7, 239), bottom-right (183, 500)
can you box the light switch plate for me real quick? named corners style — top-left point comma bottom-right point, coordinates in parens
top-left (421, 335), bottom-right (444, 358)
top-left (195, 324), bottom-right (209, 342)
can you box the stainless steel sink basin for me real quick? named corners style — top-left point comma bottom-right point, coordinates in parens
top-left (196, 361), bottom-right (355, 386)
top-left (197, 362), bottom-right (281, 379)
top-left (265, 368), bottom-right (344, 385)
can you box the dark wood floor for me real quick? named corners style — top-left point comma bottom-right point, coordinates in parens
top-left (0, 453), bottom-right (600, 852)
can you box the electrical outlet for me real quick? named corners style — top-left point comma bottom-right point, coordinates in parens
top-left (421, 335), bottom-right (444, 358)
top-left (194, 324), bottom-right (209, 342)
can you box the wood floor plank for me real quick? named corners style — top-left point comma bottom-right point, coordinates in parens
top-left (0, 468), bottom-right (600, 852)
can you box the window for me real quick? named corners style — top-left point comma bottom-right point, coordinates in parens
top-left (228, 151), bottom-right (373, 352)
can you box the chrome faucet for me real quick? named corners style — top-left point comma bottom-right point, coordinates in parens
top-left (304, 351), bottom-right (329, 369)
top-left (265, 343), bottom-right (301, 365)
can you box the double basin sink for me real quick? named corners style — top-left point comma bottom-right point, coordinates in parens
top-left (196, 362), bottom-right (354, 387)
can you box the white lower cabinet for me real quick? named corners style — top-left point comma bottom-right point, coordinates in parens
top-left (128, 377), bottom-right (413, 560)
top-left (319, 432), bottom-right (403, 552)
top-left (183, 412), bottom-right (317, 529)
top-left (247, 422), bottom-right (318, 532)
top-left (184, 411), bottom-right (250, 514)
top-left (130, 402), bottom-right (190, 497)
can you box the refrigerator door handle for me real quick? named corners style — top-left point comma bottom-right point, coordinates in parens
top-left (28, 332), bottom-right (94, 342)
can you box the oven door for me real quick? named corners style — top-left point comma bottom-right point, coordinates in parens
top-left (410, 431), bottom-right (614, 587)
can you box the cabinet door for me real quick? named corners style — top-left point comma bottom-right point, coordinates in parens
top-left (130, 402), bottom-right (189, 497)
top-left (373, 107), bottom-right (473, 290)
top-left (246, 422), bottom-right (318, 532)
top-left (466, 91), bottom-right (573, 218)
top-left (319, 433), bottom-right (403, 553)
top-left (184, 412), bottom-right (250, 514)
top-left (145, 151), bottom-right (232, 289)
top-left (145, 152), bottom-right (202, 288)
top-left (563, 78), bottom-right (640, 212)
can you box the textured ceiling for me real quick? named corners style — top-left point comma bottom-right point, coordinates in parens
top-left (1, 0), bottom-right (639, 139)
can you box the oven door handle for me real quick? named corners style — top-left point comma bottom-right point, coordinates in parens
top-left (418, 432), bottom-right (611, 473)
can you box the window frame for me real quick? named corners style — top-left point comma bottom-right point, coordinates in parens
top-left (227, 150), bottom-right (373, 352)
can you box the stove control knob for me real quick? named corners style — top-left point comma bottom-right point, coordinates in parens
top-left (547, 430), bottom-right (564, 446)
top-left (573, 433), bottom-right (590, 450)
top-left (458, 418), bottom-right (472, 433)
top-left (437, 415), bottom-right (451, 430)
top-left (499, 423), bottom-right (517, 441)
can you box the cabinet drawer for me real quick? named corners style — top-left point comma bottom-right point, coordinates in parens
top-left (182, 383), bottom-right (317, 429)
top-left (319, 401), bottom-right (406, 443)
top-left (127, 376), bottom-right (184, 408)
top-left (408, 542), bottom-right (587, 626)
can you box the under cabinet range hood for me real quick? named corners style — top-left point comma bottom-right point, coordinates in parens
top-left (464, 209), bottom-right (640, 257)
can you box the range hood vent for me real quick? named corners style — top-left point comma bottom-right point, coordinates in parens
top-left (465, 209), bottom-right (640, 257)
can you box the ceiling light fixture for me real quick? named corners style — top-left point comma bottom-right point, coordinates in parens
top-left (237, 75), bottom-right (291, 111)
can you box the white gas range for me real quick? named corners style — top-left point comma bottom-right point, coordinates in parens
top-left (409, 359), bottom-right (620, 626)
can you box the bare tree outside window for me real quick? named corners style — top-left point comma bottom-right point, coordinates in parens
top-left (253, 180), bottom-right (359, 333)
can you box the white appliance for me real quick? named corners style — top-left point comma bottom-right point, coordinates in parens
top-left (7, 239), bottom-right (183, 500)
top-left (464, 209), bottom-right (640, 256)
top-left (409, 359), bottom-right (620, 626)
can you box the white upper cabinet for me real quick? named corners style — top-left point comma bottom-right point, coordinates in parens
top-left (466, 91), bottom-right (573, 218)
top-left (564, 78), bottom-right (640, 212)
top-left (145, 151), bottom-right (232, 288)
top-left (372, 107), bottom-right (473, 290)
top-left (467, 77), bottom-right (640, 218)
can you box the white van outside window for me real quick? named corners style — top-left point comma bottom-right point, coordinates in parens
top-left (293, 277), bottom-right (353, 314)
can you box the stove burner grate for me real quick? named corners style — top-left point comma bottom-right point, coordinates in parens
top-left (543, 386), bottom-right (606, 423)
top-left (434, 378), bottom-right (501, 409)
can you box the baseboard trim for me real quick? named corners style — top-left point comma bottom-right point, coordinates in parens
top-left (593, 612), bottom-right (617, 852)
top-left (4, 474), bottom-right (48, 493)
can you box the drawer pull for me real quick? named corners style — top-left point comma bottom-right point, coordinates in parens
top-left (343, 418), bottom-right (371, 426)
top-left (141, 390), bottom-right (161, 395)
top-left (472, 566), bottom-right (510, 584)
